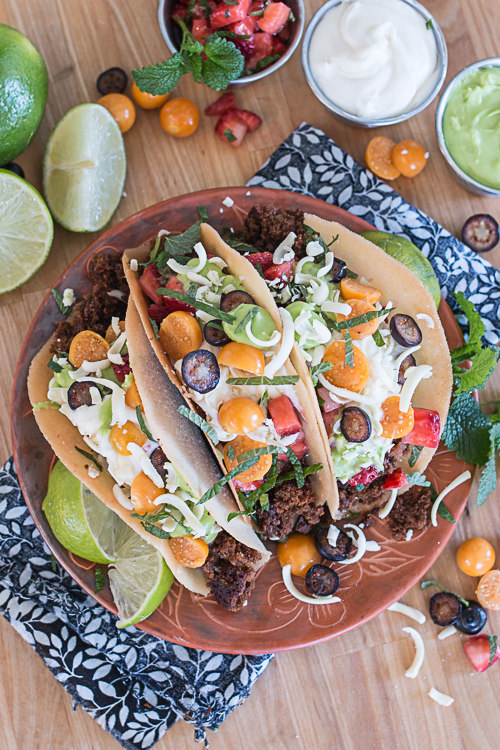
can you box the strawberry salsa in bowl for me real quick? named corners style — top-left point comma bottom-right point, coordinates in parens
top-left (158, 0), bottom-right (305, 84)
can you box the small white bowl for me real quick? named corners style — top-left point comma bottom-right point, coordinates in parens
top-left (301, 0), bottom-right (448, 128)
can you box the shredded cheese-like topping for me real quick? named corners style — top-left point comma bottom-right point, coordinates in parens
top-left (416, 313), bottom-right (435, 329)
top-left (113, 484), bottom-right (134, 510)
top-left (338, 524), bottom-right (366, 565)
top-left (167, 241), bottom-right (207, 274)
top-left (264, 308), bottom-right (295, 378)
top-left (327, 524), bottom-right (340, 546)
top-left (273, 232), bottom-right (296, 264)
top-left (89, 386), bottom-right (102, 405)
top-left (428, 687), bottom-right (454, 706)
top-left (76, 376), bottom-right (128, 427)
top-left (403, 626), bottom-right (425, 678)
top-left (130, 259), bottom-right (138, 272)
top-left (108, 331), bottom-right (127, 365)
top-left (321, 299), bottom-right (352, 316)
top-left (438, 625), bottom-right (457, 640)
top-left (127, 442), bottom-right (164, 488)
top-left (154, 494), bottom-right (206, 537)
top-left (431, 470), bottom-right (471, 526)
top-left (245, 320), bottom-right (281, 349)
top-left (281, 564), bottom-right (341, 605)
top-left (398, 364), bottom-right (433, 413)
top-left (379, 489), bottom-right (398, 520)
top-left (317, 251), bottom-right (334, 278)
top-left (388, 601), bottom-right (426, 625)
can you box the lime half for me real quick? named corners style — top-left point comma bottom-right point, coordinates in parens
top-left (109, 522), bottom-right (174, 628)
top-left (361, 230), bottom-right (441, 308)
top-left (43, 103), bottom-right (126, 232)
top-left (42, 461), bottom-right (116, 564)
top-left (0, 169), bottom-right (53, 294)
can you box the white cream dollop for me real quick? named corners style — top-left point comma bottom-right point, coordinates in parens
top-left (308, 0), bottom-right (439, 119)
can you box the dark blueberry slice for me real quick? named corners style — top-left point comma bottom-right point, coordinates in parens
top-left (429, 592), bottom-right (462, 626)
top-left (220, 289), bottom-right (255, 313)
top-left (2, 162), bottom-right (25, 179)
top-left (390, 314), bottom-right (422, 347)
top-left (67, 381), bottom-right (95, 410)
top-left (397, 353), bottom-right (416, 386)
top-left (314, 526), bottom-right (352, 561)
top-left (96, 67), bottom-right (128, 95)
top-left (455, 600), bottom-right (487, 635)
top-left (305, 564), bottom-right (340, 597)
top-left (330, 258), bottom-right (347, 283)
top-left (181, 349), bottom-right (220, 393)
top-left (150, 447), bottom-right (169, 477)
top-left (340, 406), bottom-right (371, 443)
top-left (204, 319), bottom-right (231, 347)
top-left (462, 214), bottom-right (499, 253)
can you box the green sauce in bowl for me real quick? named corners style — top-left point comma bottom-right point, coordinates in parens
top-left (443, 66), bottom-right (500, 190)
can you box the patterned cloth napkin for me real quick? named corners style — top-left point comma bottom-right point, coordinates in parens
top-left (3, 122), bottom-right (500, 750)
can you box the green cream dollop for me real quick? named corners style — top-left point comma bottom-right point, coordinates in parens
top-left (443, 66), bottom-right (500, 189)
top-left (223, 304), bottom-right (277, 348)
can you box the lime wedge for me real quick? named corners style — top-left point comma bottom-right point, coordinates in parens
top-left (42, 461), bottom-right (117, 564)
top-left (109, 522), bottom-right (174, 628)
top-left (43, 103), bottom-right (126, 233)
top-left (0, 169), bottom-right (53, 294)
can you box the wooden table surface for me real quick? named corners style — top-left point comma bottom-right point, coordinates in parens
top-left (2, 0), bottom-right (500, 747)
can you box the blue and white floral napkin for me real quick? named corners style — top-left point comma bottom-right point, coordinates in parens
top-left (4, 122), bottom-right (500, 750)
top-left (248, 122), bottom-right (500, 344)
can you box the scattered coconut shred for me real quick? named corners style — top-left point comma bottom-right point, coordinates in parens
top-left (388, 601), bottom-right (426, 625)
top-left (428, 687), bottom-right (454, 707)
top-left (403, 627), bottom-right (425, 678)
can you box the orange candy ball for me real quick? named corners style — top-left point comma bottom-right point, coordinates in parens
top-left (97, 93), bottom-right (136, 133)
top-left (160, 97), bottom-right (199, 137)
top-left (131, 81), bottom-right (169, 110)
top-left (457, 538), bottom-right (495, 577)
top-left (392, 139), bottom-right (428, 177)
top-left (277, 533), bottom-right (321, 578)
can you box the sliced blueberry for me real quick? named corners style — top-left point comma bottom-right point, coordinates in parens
top-left (150, 447), bottom-right (169, 477)
top-left (390, 314), bottom-right (422, 347)
top-left (314, 526), bottom-right (352, 561)
top-left (462, 214), bottom-right (499, 253)
top-left (181, 349), bottom-right (220, 393)
top-left (330, 258), bottom-right (347, 283)
top-left (429, 592), bottom-right (462, 626)
top-left (67, 381), bottom-right (95, 409)
top-left (398, 353), bottom-right (416, 385)
top-left (97, 67), bottom-right (128, 95)
top-left (305, 564), bottom-right (340, 597)
top-left (340, 406), bottom-right (371, 443)
top-left (220, 290), bottom-right (255, 313)
top-left (204, 319), bottom-right (231, 347)
top-left (455, 600), bottom-right (487, 635)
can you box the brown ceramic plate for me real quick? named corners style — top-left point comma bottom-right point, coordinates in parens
top-left (11, 187), bottom-right (473, 654)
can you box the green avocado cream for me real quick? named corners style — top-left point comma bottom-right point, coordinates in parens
top-left (443, 66), bottom-right (500, 189)
top-left (223, 304), bottom-right (277, 348)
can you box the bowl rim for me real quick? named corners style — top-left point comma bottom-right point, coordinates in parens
top-left (157, 0), bottom-right (306, 85)
top-left (435, 57), bottom-right (500, 197)
top-left (301, 0), bottom-right (448, 127)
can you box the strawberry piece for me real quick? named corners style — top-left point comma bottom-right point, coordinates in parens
top-left (210, 0), bottom-right (251, 29)
top-left (112, 354), bottom-right (132, 383)
top-left (277, 21), bottom-right (290, 40)
top-left (272, 36), bottom-right (287, 56)
top-left (258, 2), bottom-right (290, 34)
top-left (192, 18), bottom-right (213, 42)
top-left (228, 16), bottom-right (256, 54)
top-left (147, 303), bottom-right (169, 324)
top-left (244, 31), bottom-right (272, 69)
top-left (233, 108), bottom-right (262, 132)
top-left (264, 258), bottom-right (294, 282)
top-left (322, 408), bottom-right (341, 436)
top-left (171, 3), bottom-right (187, 20)
top-left (347, 466), bottom-right (382, 487)
top-left (405, 408), bottom-right (441, 449)
top-left (215, 110), bottom-right (248, 147)
top-left (161, 274), bottom-right (196, 313)
top-left (139, 264), bottom-right (164, 303)
top-left (233, 477), bottom-right (264, 492)
top-left (278, 441), bottom-right (307, 461)
top-left (382, 468), bottom-right (409, 490)
top-left (204, 92), bottom-right (237, 116)
top-left (464, 635), bottom-right (500, 672)
top-left (267, 395), bottom-right (302, 436)
top-left (244, 250), bottom-right (274, 270)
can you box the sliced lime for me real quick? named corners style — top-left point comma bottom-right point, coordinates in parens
top-left (42, 461), bottom-right (116, 564)
top-left (43, 103), bottom-right (126, 233)
top-left (0, 169), bottom-right (53, 294)
top-left (109, 522), bottom-right (174, 628)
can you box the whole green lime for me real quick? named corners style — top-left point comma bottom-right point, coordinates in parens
top-left (361, 230), bottom-right (441, 308)
top-left (0, 24), bottom-right (48, 165)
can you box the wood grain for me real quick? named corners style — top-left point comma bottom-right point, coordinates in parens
top-left (1, 0), bottom-right (500, 747)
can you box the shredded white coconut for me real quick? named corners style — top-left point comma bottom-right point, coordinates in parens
top-left (388, 601), bottom-right (426, 625)
top-left (327, 524), bottom-right (340, 546)
top-left (428, 687), bottom-right (454, 706)
top-left (431, 470), bottom-right (471, 526)
top-left (222, 196), bottom-right (234, 207)
top-left (403, 627), bottom-right (425, 678)
top-left (87, 465), bottom-right (99, 479)
top-left (338, 524), bottom-right (366, 565)
top-left (62, 288), bottom-right (75, 307)
top-left (416, 313), bottom-right (435, 329)
top-left (113, 484), bottom-right (134, 510)
top-left (405, 529), bottom-right (414, 542)
top-left (281, 564), bottom-right (341, 605)
top-left (438, 625), bottom-right (457, 640)
top-left (379, 489), bottom-right (398, 520)
top-left (130, 259), bottom-right (138, 272)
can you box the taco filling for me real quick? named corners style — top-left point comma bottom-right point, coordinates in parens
top-left (229, 204), bottom-right (443, 523)
top-left (132, 217), bottom-right (328, 541)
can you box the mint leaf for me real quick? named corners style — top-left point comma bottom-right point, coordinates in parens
top-left (454, 291), bottom-right (485, 345)
top-left (75, 447), bottom-right (103, 472)
top-left (344, 328), bottom-right (354, 368)
top-left (476, 423), bottom-right (500, 505)
top-left (148, 316), bottom-right (160, 340)
top-left (227, 376), bottom-right (299, 386)
top-left (202, 36), bottom-right (244, 90)
top-left (178, 405), bottom-right (219, 445)
top-left (329, 307), bottom-right (394, 332)
top-left (408, 445), bottom-right (423, 468)
top-left (487, 635), bottom-right (498, 665)
top-left (437, 502), bottom-right (455, 524)
top-left (162, 220), bottom-right (201, 257)
top-left (141, 520), bottom-right (172, 539)
top-left (406, 472), bottom-right (431, 487)
top-left (136, 405), bottom-right (153, 441)
top-left (47, 358), bottom-right (63, 373)
top-left (442, 392), bottom-right (491, 466)
top-left (51, 288), bottom-right (72, 315)
top-left (450, 342), bottom-right (479, 366)
top-left (132, 55), bottom-right (186, 95)
top-left (310, 361), bottom-right (333, 386)
top-left (454, 346), bottom-right (499, 393)
top-left (184, 49), bottom-right (203, 82)
top-left (224, 128), bottom-right (237, 142)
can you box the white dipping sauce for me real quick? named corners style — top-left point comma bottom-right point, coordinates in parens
top-left (308, 0), bottom-right (439, 119)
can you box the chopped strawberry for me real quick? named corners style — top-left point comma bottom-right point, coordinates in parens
top-left (204, 92), bottom-right (237, 116)
top-left (278, 441), bottom-right (307, 461)
top-left (228, 16), bottom-right (255, 37)
top-left (277, 21), bottom-right (290, 40)
top-left (139, 264), bottom-right (164, 303)
top-left (406, 408), bottom-right (441, 449)
top-left (382, 468), bottom-right (408, 490)
top-left (258, 2), bottom-right (290, 34)
top-left (464, 635), bottom-right (500, 673)
top-left (267, 395), bottom-right (302, 436)
top-left (210, 0), bottom-right (251, 29)
top-left (215, 110), bottom-right (248, 147)
top-left (244, 251), bottom-right (274, 270)
top-left (244, 31), bottom-right (272, 70)
top-left (233, 108), bottom-right (262, 132)
top-left (322, 409), bottom-right (341, 436)
top-left (147, 303), bottom-right (169, 324)
top-left (318, 387), bottom-right (341, 413)
top-left (250, 0), bottom-right (265, 13)
top-left (264, 258), bottom-right (294, 282)
top-left (233, 477), bottom-right (264, 492)
top-left (347, 466), bottom-right (382, 487)
top-left (192, 18), bottom-right (213, 42)
top-left (272, 36), bottom-right (287, 56)
top-left (112, 354), bottom-right (132, 383)
top-left (171, 3), bottom-right (187, 20)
